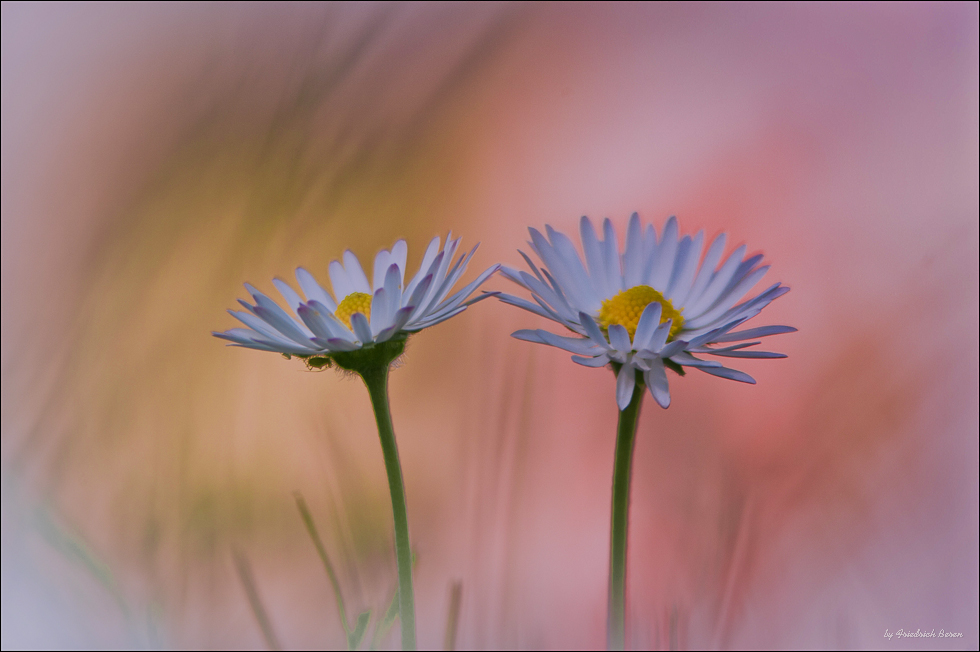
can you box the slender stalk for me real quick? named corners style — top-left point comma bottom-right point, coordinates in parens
top-left (294, 493), bottom-right (350, 639)
top-left (607, 378), bottom-right (644, 651)
top-left (232, 548), bottom-right (282, 651)
top-left (362, 366), bottom-right (417, 651)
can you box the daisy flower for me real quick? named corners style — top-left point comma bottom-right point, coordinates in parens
top-left (498, 213), bottom-right (794, 409)
top-left (496, 213), bottom-right (793, 650)
top-left (214, 234), bottom-right (497, 652)
top-left (214, 234), bottom-right (499, 365)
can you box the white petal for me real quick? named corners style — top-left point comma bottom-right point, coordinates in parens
top-left (705, 349), bottom-right (787, 359)
top-left (669, 351), bottom-right (722, 368)
top-left (322, 338), bottom-right (360, 352)
top-left (697, 365), bottom-right (756, 384)
top-left (667, 230), bottom-right (703, 305)
top-left (253, 305), bottom-right (318, 349)
top-left (372, 249), bottom-right (392, 292)
top-left (541, 226), bottom-right (600, 310)
top-left (404, 236), bottom-right (440, 298)
top-left (306, 300), bottom-right (356, 341)
top-left (390, 239), bottom-right (408, 287)
top-left (349, 311), bottom-right (374, 344)
top-left (537, 330), bottom-right (604, 355)
top-left (572, 353), bottom-right (610, 367)
top-left (648, 319), bottom-right (672, 353)
top-left (375, 306), bottom-right (414, 342)
top-left (685, 244), bottom-right (746, 318)
top-left (272, 278), bottom-right (304, 315)
top-left (713, 325), bottom-right (797, 342)
top-left (383, 264), bottom-right (402, 316)
top-left (616, 364), bottom-right (636, 410)
top-left (343, 250), bottom-right (371, 294)
top-left (685, 264), bottom-right (769, 329)
top-left (295, 267), bottom-right (337, 311)
top-left (370, 288), bottom-right (390, 336)
top-left (229, 309), bottom-right (295, 344)
top-left (580, 216), bottom-right (610, 299)
top-left (657, 340), bottom-right (687, 359)
top-left (632, 302), bottom-right (663, 352)
top-left (252, 293), bottom-right (314, 339)
top-left (296, 304), bottom-right (337, 341)
top-left (623, 212), bottom-right (644, 288)
top-left (644, 358), bottom-right (671, 408)
top-left (496, 292), bottom-right (564, 323)
top-left (649, 216), bottom-right (678, 291)
top-left (607, 324), bottom-right (632, 353)
top-left (683, 232), bottom-right (726, 311)
top-left (601, 218), bottom-right (624, 294)
top-left (329, 260), bottom-right (355, 301)
top-left (579, 312), bottom-right (612, 350)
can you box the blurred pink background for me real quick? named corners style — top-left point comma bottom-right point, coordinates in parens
top-left (2, 3), bottom-right (977, 649)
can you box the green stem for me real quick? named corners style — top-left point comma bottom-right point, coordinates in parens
top-left (362, 366), bottom-right (417, 651)
top-left (607, 377), bottom-right (644, 651)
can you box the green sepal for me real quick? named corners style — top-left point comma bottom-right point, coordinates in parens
top-left (663, 358), bottom-right (686, 376)
top-left (327, 336), bottom-right (408, 375)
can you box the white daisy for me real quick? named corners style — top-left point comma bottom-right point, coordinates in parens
top-left (497, 214), bottom-right (795, 410)
top-left (214, 234), bottom-right (499, 363)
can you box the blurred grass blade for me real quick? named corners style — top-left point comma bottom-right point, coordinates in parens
top-left (294, 492), bottom-right (352, 640)
top-left (348, 610), bottom-right (371, 650)
top-left (232, 548), bottom-right (282, 651)
top-left (370, 588), bottom-right (400, 650)
top-left (32, 503), bottom-right (138, 641)
top-left (443, 580), bottom-right (463, 651)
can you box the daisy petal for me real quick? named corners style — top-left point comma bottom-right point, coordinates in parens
top-left (607, 324), bottom-right (632, 353)
top-left (580, 216), bottom-right (610, 299)
top-left (648, 319), bottom-right (672, 353)
top-left (602, 218), bottom-right (624, 293)
top-left (713, 325), bottom-right (797, 342)
top-left (329, 260), bottom-right (355, 302)
top-left (683, 232), bottom-right (726, 310)
top-left (372, 249), bottom-right (393, 292)
top-left (697, 365), bottom-right (756, 383)
top-left (383, 264), bottom-right (402, 318)
top-left (623, 213), bottom-right (645, 288)
top-left (349, 311), bottom-right (373, 344)
top-left (370, 288), bottom-right (390, 336)
top-left (253, 306), bottom-right (318, 349)
top-left (616, 364), bottom-right (636, 410)
top-left (296, 267), bottom-right (337, 311)
top-left (343, 250), bottom-right (371, 294)
top-left (579, 312), bottom-right (612, 349)
top-left (572, 353), bottom-right (610, 367)
top-left (375, 306), bottom-right (414, 342)
top-left (644, 358), bottom-right (671, 408)
top-left (272, 278), bottom-right (304, 315)
top-left (537, 330), bottom-right (605, 355)
top-left (649, 216), bottom-right (678, 290)
top-left (405, 236), bottom-right (441, 299)
top-left (390, 239), bottom-right (408, 286)
top-left (705, 350), bottom-right (787, 359)
top-left (632, 302), bottom-right (663, 351)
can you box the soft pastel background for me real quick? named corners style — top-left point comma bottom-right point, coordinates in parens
top-left (2, 3), bottom-right (977, 650)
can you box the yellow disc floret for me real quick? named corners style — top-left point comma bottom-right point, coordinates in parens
top-left (334, 292), bottom-right (372, 328)
top-left (597, 285), bottom-right (684, 340)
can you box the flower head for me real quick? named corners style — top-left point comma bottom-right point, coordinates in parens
top-left (497, 214), bottom-right (795, 409)
top-left (214, 234), bottom-right (498, 367)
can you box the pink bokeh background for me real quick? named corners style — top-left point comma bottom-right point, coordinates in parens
top-left (2, 3), bottom-right (977, 649)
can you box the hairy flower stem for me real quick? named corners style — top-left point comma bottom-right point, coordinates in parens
top-left (362, 364), bottom-right (417, 651)
top-left (607, 376), bottom-right (644, 651)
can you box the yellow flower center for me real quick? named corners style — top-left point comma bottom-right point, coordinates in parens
top-left (334, 292), bottom-right (372, 328)
top-left (598, 285), bottom-right (684, 340)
